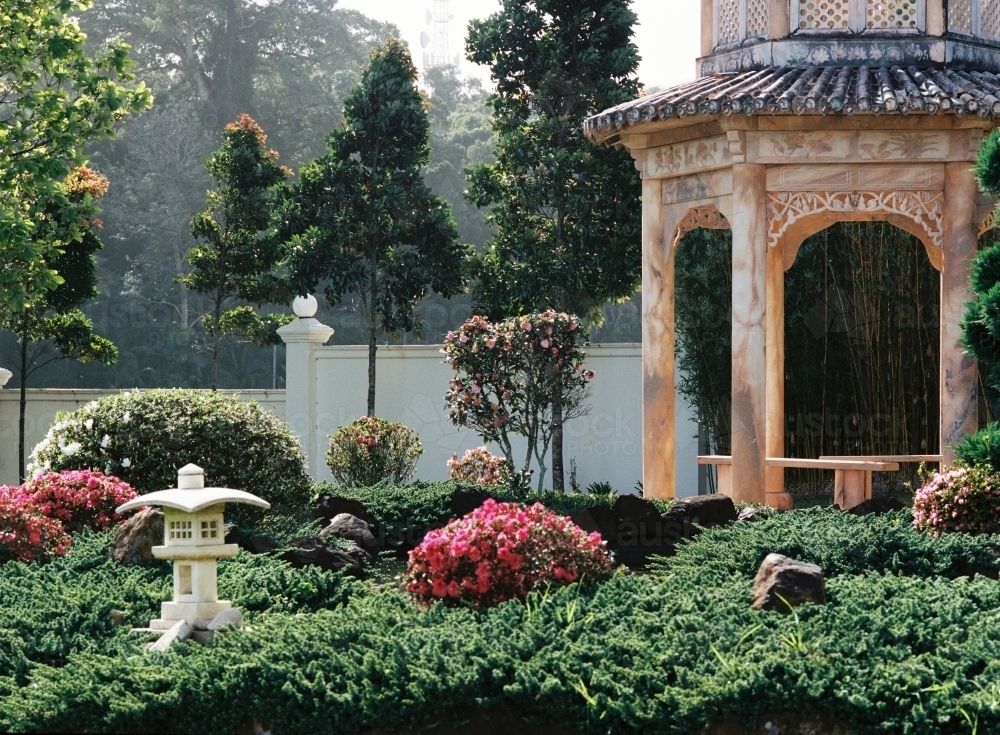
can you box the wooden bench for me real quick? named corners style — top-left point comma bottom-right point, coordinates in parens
top-left (697, 455), bottom-right (901, 510)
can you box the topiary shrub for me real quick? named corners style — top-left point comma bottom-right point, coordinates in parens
top-left (447, 447), bottom-right (510, 487)
top-left (913, 465), bottom-right (1000, 536)
top-left (12, 470), bottom-right (136, 534)
top-left (28, 390), bottom-right (310, 525)
top-left (405, 498), bottom-right (611, 607)
top-left (325, 416), bottom-right (423, 486)
top-left (0, 490), bottom-right (71, 564)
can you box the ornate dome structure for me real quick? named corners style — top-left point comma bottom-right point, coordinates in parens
top-left (586, 0), bottom-right (997, 508)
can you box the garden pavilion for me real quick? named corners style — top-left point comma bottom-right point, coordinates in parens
top-left (585, 0), bottom-right (1000, 507)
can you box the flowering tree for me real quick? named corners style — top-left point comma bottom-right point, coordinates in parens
top-left (442, 311), bottom-right (593, 491)
top-left (447, 448), bottom-right (510, 487)
top-left (405, 498), bottom-right (610, 607)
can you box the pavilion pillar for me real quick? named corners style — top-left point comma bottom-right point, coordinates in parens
top-left (641, 178), bottom-right (676, 499)
top-left (940, 162), bottom-right (979, 461)
top-left (765, 242), bottom-right (792, 508)
top-left (730, 164), bottom-right (767, 504)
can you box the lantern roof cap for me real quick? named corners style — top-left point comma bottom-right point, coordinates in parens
top-left (116, 464), bottom-right (271, 515)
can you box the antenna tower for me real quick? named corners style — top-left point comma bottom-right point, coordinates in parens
top-left (421, 0), bottom-right (458, 68)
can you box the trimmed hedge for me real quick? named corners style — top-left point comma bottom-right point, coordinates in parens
top-left (30, 390), bottom-right (311, 525)
top-left (4, 506), bottom-right (1000, 733)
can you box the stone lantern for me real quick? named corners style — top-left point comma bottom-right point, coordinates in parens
top-left (585, 0), bottom-right (1000, 507)
top-left (116, 463), bottom-right (270, 632)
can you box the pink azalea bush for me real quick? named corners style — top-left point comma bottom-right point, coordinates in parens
top-left (0, 490), bottom-right (72, 564)
top-left (14, 470), bottom-right (137, 534)
top-left (913, 465), bottom-right (1000, 536)
top-left (447, 447), bottom-right (511, 487)
top-left (405, 498), bottom-right (611, 607)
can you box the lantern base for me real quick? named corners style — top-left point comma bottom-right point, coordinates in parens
top-left (151, 600), bottom-right (232, 629)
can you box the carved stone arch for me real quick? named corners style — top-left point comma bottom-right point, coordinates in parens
top-left (672, 205), bottom-right (731, 248)
top-left (767, 191), bottom-right (945, 271)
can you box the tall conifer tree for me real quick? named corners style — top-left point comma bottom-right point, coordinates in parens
top-left (279, 39), bottom-right (467, 416)
top-left (466, 0), bottom-right (642, 490)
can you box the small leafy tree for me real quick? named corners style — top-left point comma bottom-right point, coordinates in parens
top-left (465, 0), bottom-right (642, 489)
top-left (442, 312), bottom-right (593, 492)
top-left (179, 114), bottom-right (294, 389)
top-left (1, 167), bottom-right (119, 481)
top-left (279, 39), bottom-right (468, 416)
top-left (0, 0), bottom-right (150, 311)
top-left (325, 416), bottom-right (423, 486)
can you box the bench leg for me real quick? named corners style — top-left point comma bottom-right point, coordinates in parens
top-left (834, 470), bottom-right (868, 510)
top-left (716, 465), bottom-right (732, 496)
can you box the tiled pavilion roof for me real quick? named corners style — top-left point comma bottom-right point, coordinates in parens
top-left (584, 66), bottom-right (1000, 140)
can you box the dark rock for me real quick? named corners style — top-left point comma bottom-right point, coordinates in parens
top-left (664, 494), bottom-right (738, 527)
top-left (225, 523), bottom-right (277, 554)
top-left (449, 487), bottom-right (491, 518)
top-left (110, 508), bottom-right (164, 565)
top-left (569, 510), bottom-right (600, 535)
top-left (752, 553), bottom-right (826, 612)
top-left (109, 609), bottom-right (126, 627)
top-left (280, 537), bottom-right (365, 578)
top-left (614, 494), bottom-right (662, 527)
top-left (320, 513), bottom-right (379, 555)
top-left (847, 497), bottom-right (906, 516)
top-left (585, 504), bottom-right (621, 543)
top-left (344, 544), bottom-right (377, 566)
top-left (312, 494), bottom-right (369, 525)
top-left (737, 505), bottom-right (771, 523)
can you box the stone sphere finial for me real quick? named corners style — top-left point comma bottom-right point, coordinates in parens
top-left (177, 464), bottom-right (205, 490)
top-left (0, 368), bottom-right (11, 388)
top-left (292, 294), bottom-right (318, 318)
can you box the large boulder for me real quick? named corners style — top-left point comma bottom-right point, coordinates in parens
top-left (449, 487), bottom-right (491, 518)
top-left (663, 494), bottom-right (738, 528)
top-left (320, 513), bottom-right (379, 555)
top-left (312, 494), bottom-right (369, 525)
top-left (109, 508), bottom-right (164, 565)
top-left (611, 495), bottom-right (671, 565)
top-left (584, 504), bottom-right (621, 543)
top-left (280, 537), bottom-right (365, 578)
top-left (751, 553), bottom-right (826, 612)
top-left (224, 524), bottom-right (277, 554)
top-left (737, 505), bottom-right (770, 523)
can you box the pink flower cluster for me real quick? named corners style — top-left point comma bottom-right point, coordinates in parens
top-left (447, 447), bottom-right (510, 487)
top-left (913, 465), bottom-right (1000, 536)
top-left (405, 498), bottom-right (611, 607)
top-left (15, 470), bottom-right (137, 534)
top-left (0, 470), bottom-right (136, 564)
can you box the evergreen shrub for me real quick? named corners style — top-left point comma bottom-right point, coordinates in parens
top-left (953, 423), bottom-right (1000, 474)
top-left (325, 416), bottom-right (423, 486)
top-left (405, 499), bottom-right (610, 606)
top-left (28, 390), bottom-right (311, 525)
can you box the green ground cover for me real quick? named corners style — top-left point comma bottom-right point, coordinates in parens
top-left (0, 493), bottom-right (998, 734)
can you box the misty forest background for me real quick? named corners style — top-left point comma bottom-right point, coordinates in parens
top-left (0, 0), bottom-right (961, 474)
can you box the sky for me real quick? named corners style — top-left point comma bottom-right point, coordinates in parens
top-left (337, 0), bottom-right (702, 92)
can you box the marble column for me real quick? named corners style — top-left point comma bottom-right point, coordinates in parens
top-left (730, 164), bottom-right (767, 504)
top-left (765, 241), bottom-right (793, 508)
top-left (940, 162), bottom-right (979, 461)
top-left (642, 178), bottom-right (676, 500)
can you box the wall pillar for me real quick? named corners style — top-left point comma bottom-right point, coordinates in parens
top-left (642, 177), bottom-right (676, 499)
top-left (278, 300), bottom-right (334, 480)
top-left (730, 164), bottom-right (767, 504)
top-left (941, 163), bottom-right (979, 461)
top-left (765, 241), bottom-right (792, 508)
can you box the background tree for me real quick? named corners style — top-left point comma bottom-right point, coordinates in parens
top-left (1, 168), bottom-right (119, 481)
top-left (0, 0), bottom-right (150, 312)
top-left (465, 0), bottom-right (642, 490)
top-left (280, 39), bottom-right (467, 416)
top-left (179, 114), bottom-right (294, 390)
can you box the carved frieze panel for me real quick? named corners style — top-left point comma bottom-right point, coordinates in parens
top-left (752, 130), bottom-right (965, 164)
top-left (661, 170), bottom-right (734, 203)
top-left (672, 206), bottom-right (732, 248)
top-left (767, 164), bottom-right (944, 191)
top-left (766, 190), bottom-right (944, 249)
top-left (646, 136), bottom-right (732, 178)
